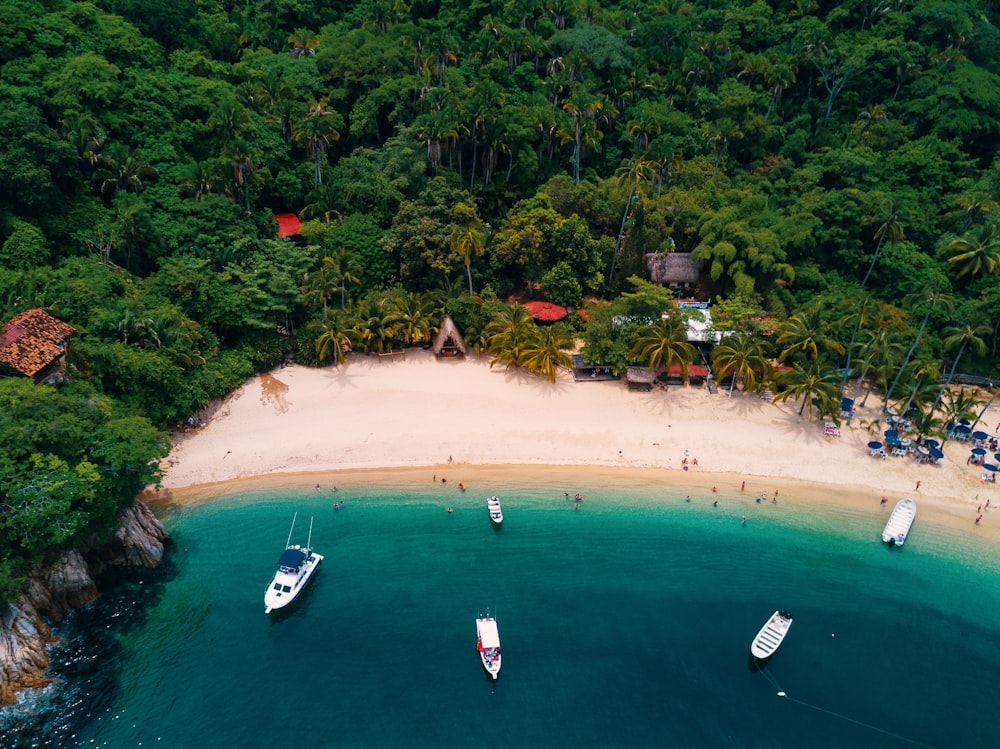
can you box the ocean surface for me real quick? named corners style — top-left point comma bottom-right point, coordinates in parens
top-left (4, 478), bottom-right (1000, 749)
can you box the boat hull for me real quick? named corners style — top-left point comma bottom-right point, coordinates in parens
top-left (487, 496), bottom-right (503, 525)
top-left (264, 551), bottom-right (323, 613)
top-left (476, 616), bottom-right (501, 680)
top-left (749, 610), bottom-right (793, 662)
top-left (882, 498), bottom-right (916, 547)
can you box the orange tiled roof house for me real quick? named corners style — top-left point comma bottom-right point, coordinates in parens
top-left (0, 309), bottom-right (75, 384)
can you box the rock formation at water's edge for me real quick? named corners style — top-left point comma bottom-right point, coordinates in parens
top-left (0, 502), bottom-right (168, 705)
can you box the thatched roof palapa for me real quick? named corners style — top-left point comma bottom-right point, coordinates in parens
top-left (626, 366), bottom-right (656, 391)
top-left (433, 315), bottom-right (466, 356)
top-left (646, 252), bottom-right (701, 286)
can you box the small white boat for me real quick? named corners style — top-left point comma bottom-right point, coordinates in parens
top-left (750, 610), bottom-right (793, 661)
top-left (264, 513), bottom-right (323, 614)
top-left (882, 497), bottom-right (916, 547)
top-left (476, 615), bottom-right (501, 680)
top-left (487, 496), bottom-right (503, 525)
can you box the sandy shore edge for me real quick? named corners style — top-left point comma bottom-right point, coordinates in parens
top-left (144, 350), bottom-right (1000, 544)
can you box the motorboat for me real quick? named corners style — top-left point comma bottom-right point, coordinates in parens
top-left (750, 610), bottom-right (793, 662)
top-left (264, 513), bottom-right (323, 614)
top-left (476, 615), bottom-right (501, 680)
top-left (487, 496), bottom-right (503, 525)
top-left (882, 497), bottom-right (916, 547)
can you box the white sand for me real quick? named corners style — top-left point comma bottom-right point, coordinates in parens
top-left (154, 350), bottom-right (1000, 537)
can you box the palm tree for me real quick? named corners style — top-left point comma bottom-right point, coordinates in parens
top-left (521, 326), bottom-right (574, 383)
top-left (776, 306), bottom-right (844, 363)
top-left (946, 223), bottom-right (1000, 281)
top-left (884, 291), bottom-right (951, 409)
top-left (837, 291), bottom-right (881, 392)
top-left (294, 100), bottom-right (342, 187)
top-left (395, 292), bottom-right (437, 346)
top-left (860, 199), bottom-right (906, 287)
top-left (450, 202), bottom-right (488, 299)
top-left (288, 28), bottom-right (320, 57)
top-left (629, 316), bottom-right (696, 379)
top-left (929, 319), bottom-right (990, 414)
top-left (485, 304), bottom-right (537, 372)
top-left (312, 308), bottom-right (352, 365)
top-left (853, 328), bottom-right (904, 407)
top-left (711, 332), bottom-right (771, 396)
top-left (561, 86), bottom-right (603, 184)
top-left (774, 360), bottom-right (841, 418)
top-left (939, 387), bottom-right (978, 444)
top-left (326, 249), bottom-right (362, 308)
top-left (350, 294), bottom-right (402, 353)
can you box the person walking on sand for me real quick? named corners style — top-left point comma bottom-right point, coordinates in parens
top-left (915, 480), bottom-right (921, 491)
top-left (741, 481), bottom-right (745, 492)
top-left (880, 496), bottom-right (888, 507)
top-left (976, 514), bottom-right (983, 524)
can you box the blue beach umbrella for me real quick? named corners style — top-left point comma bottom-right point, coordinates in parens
top-left (930, 448), bottom-right (944, 459)
top-left (924, 439), bottom-right (939, 448)
top-left (994, 453), bottom-right (1000, 462)
top-left (983, 464), bottom-right (999, 473)
top-left (971, 447), bottom-right (987, 455)
top-left (973, 431), bottom-right (988, 440)
top-left (955, 426), bottom-right (971, 435)
top-left (868, 441), bottom-right (883, 449)
top-left (960, 418), bottom-right (971, 425)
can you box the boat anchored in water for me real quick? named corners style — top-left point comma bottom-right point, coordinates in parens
top-left (750, 610), bottom-right (793, 663)
top-left (476, 614), bottom-right (502, 680)
top-left (264, 513), bottom-right (323, 614)
top-left (487, 495), bottom-right (503, 525)
top-left (882, 497), bottom-right (916, 547)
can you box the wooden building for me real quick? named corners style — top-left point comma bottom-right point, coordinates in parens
top-left (0, 309), bottom-right (75, 384)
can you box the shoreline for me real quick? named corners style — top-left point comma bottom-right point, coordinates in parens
top-left (148, 350), bottom-right (1000, 544)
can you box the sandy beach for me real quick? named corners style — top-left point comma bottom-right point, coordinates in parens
top-left (152, 350), bottom-right (1000, 538)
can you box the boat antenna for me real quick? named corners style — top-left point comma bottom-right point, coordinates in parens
top-left (286, 512), bottom-right (297, 548)
top-left (306, 516), bottom-right (314, 550)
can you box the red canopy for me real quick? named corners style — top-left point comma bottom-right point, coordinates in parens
top-left (523, 301), bottom-right (568, 322)
top-left (274, 213), bottom-right (302, 237)
top-left (667, 363), bottom-right (707, 377)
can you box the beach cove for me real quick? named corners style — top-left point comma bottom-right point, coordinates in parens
top-left (154, 350), bottom-right (1000, 541)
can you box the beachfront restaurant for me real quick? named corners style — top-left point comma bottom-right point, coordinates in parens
top-left (626, 366), bottom-right (656, 392)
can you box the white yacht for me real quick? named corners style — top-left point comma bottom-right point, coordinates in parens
top-left (487, 496), bottom-right (503, 525)
top-left (476, 615), bottom-right (502, 680)
top-left (264, 514), bottom-right (323, 614)
top-left (750, 610), bottom-right (793, 662)
top-left (882, 498), bottom-right (916, 547)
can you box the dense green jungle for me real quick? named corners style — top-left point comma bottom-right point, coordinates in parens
top-left (1, 0), bottom-right (1000, 598)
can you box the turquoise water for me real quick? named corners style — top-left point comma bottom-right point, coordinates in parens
top-left (5, 480), bottom-right (1000, 748)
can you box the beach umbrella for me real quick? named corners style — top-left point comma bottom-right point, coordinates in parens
top-left (916, 445), bottom-right (930, 456)
top-left (956, 426), bottom-right (971, 434)
top-left (971, 447), bottom-right (987, 455)
top-left (983, 463), bottom-right (1000, 473)
top-left (924, 439), bottom-right (939, 448)
top-left (867, 441), bottom-right (883, 449)
top-left (973, 431), bottom-right (988, 440)
top-left (959, 418), bottom-right (971, 425)
top-left (994, 453), bottom-right (1000, 462)
top-left (930, 448), bottom-right (944, 459)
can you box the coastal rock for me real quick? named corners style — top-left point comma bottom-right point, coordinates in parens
top-left (91, 502), bottom-right (168, 571)
top-left (0, 600), bottom-right (56, 705)
top-left (0, 501), bottom-right (169, 705)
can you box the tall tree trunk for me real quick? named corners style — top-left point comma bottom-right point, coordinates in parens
top-left (885, 302), bottom-right (934, 410)
top-left (970, 385), bottom-right (1000, 432)
top-left (930, 339), bottom-right (967, 415)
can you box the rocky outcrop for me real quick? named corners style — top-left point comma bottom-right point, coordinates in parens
top-left (0, 501), bottom-right (169, 705)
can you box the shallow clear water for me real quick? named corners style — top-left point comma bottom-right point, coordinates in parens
top-left (5, 479), bottom-right (999, 748)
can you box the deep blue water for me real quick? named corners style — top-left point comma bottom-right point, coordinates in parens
top-left (4, 479), bottom-right (1000, 748)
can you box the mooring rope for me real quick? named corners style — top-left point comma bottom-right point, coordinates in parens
top-left (758, 665), bottom-right (937, 749)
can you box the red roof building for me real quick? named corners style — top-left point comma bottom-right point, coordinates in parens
top-left (523, 301), bottom-right (568, 322)
top-left (274, 213), bottom-right (302, 238)
top-left (0, 309), bottom-right (75, 384)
